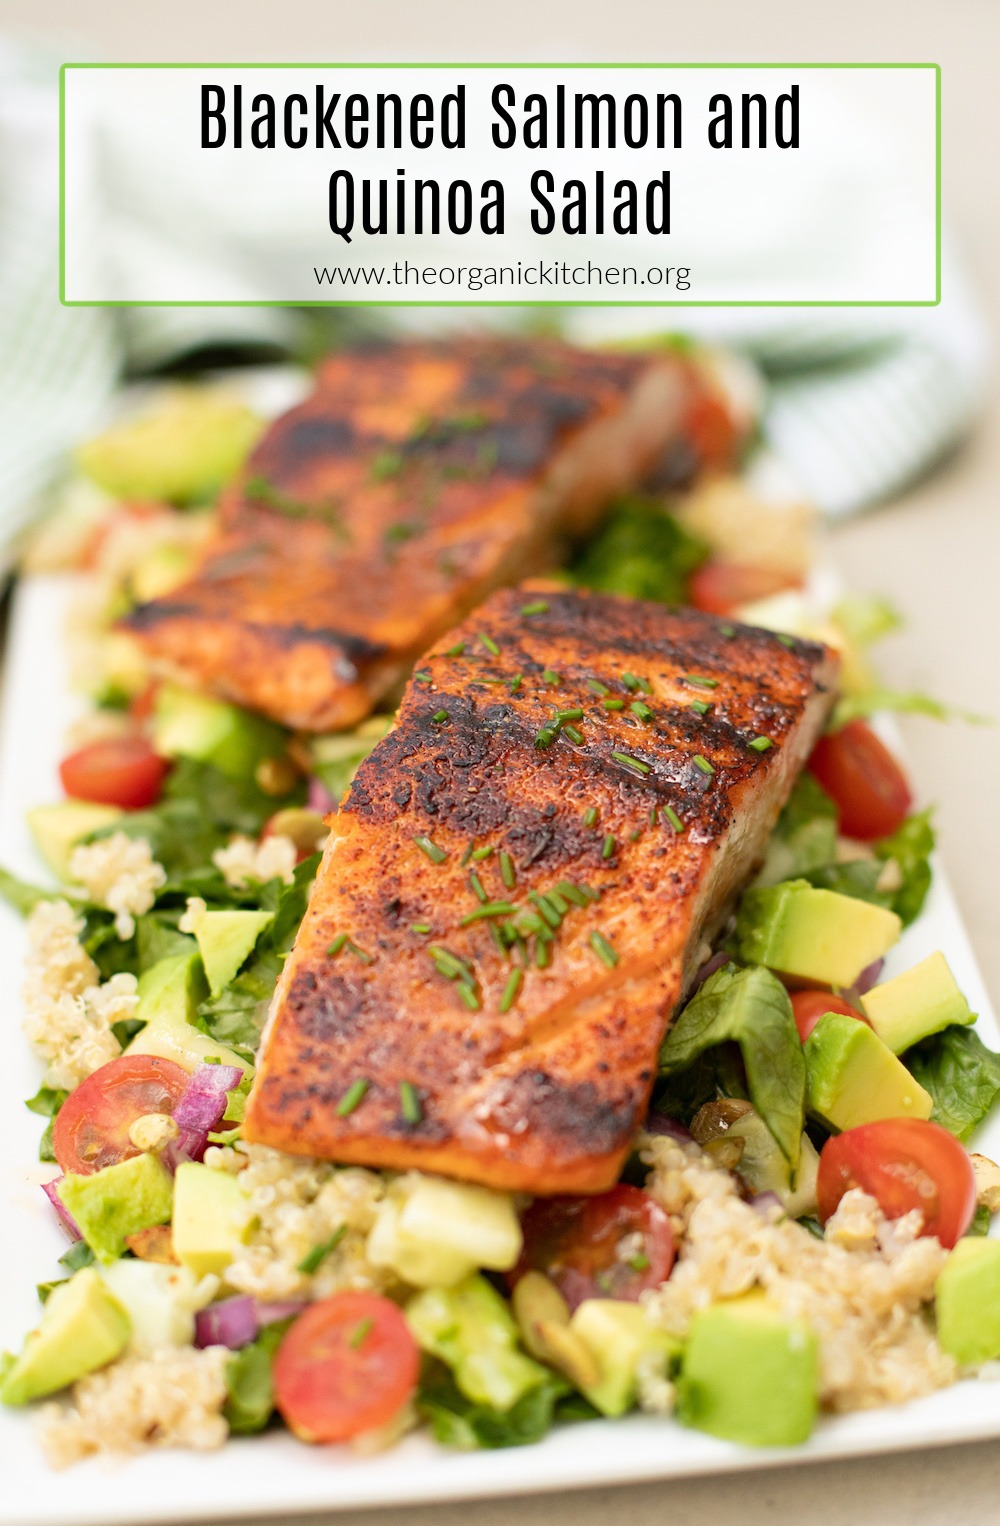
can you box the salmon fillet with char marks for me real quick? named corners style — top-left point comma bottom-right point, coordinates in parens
top-left (120, 337), bottom-right (741, 733)
top-left (243, 585), bottom-right (838, 1194)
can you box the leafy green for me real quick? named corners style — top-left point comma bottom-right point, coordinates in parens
top-left (100, 797), bottom-right (224, 878)
top-left (756, 773), bottom-right (838, 887)
top-left (165, 756), bottom-right (304, 837)
top-left (651, 1043), bottom-right (748, 1124)
top-left (418, 1368), bottom-right (569, 1451)
top-left (904, 1024), bottom-right (1000, 1142)
top-left (58, 1241), bottom-right (95, 1273)
top-left (659, 964), bottom-right (805, 1167)
top-left (0, 865), bottom-right (62, 917)
top-left (967, 1205), bottom-right (992, 1238)
top-left (224, 1319), bottom-right (294, 1434)
top-left (874, 808), bottom-right (934, 928)
top-left (832, 687), bottom-right (989, 731)
top-left (832, 594), bottom-right (902, 648)
top-left (37, 1278), bottom-right (69, 1304)
top-left (136, 916), bottom-right (197, 971)
top-left (568, 498), bottom-right (708, 605)
top-left (24, 1086), bottom-right (68, 1119)
top-left (804, 857), bottom-right (889, 907)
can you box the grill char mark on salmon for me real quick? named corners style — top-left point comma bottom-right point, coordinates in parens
top-left (243, 585), bottom-right (838, 1193)
top-left (119, 338), bottom-right (738, 732)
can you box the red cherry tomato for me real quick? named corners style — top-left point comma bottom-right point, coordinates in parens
top-left (53, 1054), bottom-right (191, 1175)
top-left (807, 720), bottom-right (912, 841)
top-left (60, 735), bottom-right (170, 809)
top-left (273, 1292), bottom-right (420, 1444)
top-left (511, 1184), bottom-right (675, 1311)
top-left (689, 561), bottom-right (802, 618)
top-left (790, 991), bottom-right (868, 1044)
top-left (816, 1119), bottom-right (976, 1248)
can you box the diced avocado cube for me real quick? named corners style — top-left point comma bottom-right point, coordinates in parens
top-left (126, 952), bottom-right (252, 1075)
top-left (186, 906), bottom-right (274, 996)
top-left (130, 543), bottom-right (196, 603)
top-left (736, 880), bottom-right (901, 988)
top-left (172, 1162), bottom-right (254, 1277)
top-left (76, 391), bottom-right (262, 504)
top-left (860, 952), bottom-right (974, 1054)
top-left (570, 1299), bottom-right (679, 1417)
top-left (406, 1273), bottom-right (548, 1411)
top-left (152, 684), bottom-right (286, 782)
top-left (804, 1011), bottom-right (933, 1131)
top-left (27, 802), bottom-right (122, 881)
top-left (58, 1153), bottom-right (174, 1264)
top-left (935, 1238), bottom-right (1000, 1364)
top-left (0, 1269), bottom-right (131, 1405)
top-left (676, 1294), bottom-right (819, 1446)
top-left (394, 1174), bottom-right (522, 1273)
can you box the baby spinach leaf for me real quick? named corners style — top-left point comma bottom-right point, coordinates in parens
top-left (659, 963), bottom-right (805, 1168)
top-left (569, 498), bottom-right (708, 605)
top-left (967, 1205), bottom-right (992, 1237)
top-left (166, 756), bottom-right (304, 837)
top-left (904, 1024), bottom-right (1000, 1141)
top-left (0, 865), bottom-right (62, 917)
top-left (756, 773), bottom-right (839, 888)
top-left (224, 1319), bottom-right (293, 1434)
top-left (874, 808), bottom-right (934, 928)
top-left (418, 1369), bottom-right (569, 1451)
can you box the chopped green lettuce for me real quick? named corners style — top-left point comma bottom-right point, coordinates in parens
top-left (0, 866), bottom-right (62, 917)
top-left (756, 774), bottom-right (838, 887)
top-left (568, 498), bottom-right (708, 605)
top-left (904, 1024), bottom-right (1000, 1142)
top-left (417, 1368), bottom-right (569, 1451)
top-left (223, 1319), bottom-right (293, 1434)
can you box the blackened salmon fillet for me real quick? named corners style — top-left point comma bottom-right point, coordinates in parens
top-left (120, 337), bottom-right (741, 732)
top-left (243, 585), bottom-right (838, 1193)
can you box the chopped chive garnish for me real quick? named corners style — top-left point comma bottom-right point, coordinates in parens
top-left (720, 624), bottom-right (736, 638)
top-left (548, 889), bottom-right (569, 915)
top-left (689, 699), bottom-right (711, 716)
top-left (461, 841), bottom-right (475, 867)
top-left (692, 755), bottom-right (715, 776)
top-left (499, 851), bottom-right (516, 890)
top-left (648, 807), bottom-right (658, 828)
top-left (536, 939), bottom-right (551, 969)
top-left (587, 678), bottom-right (609, 696)
top-left (297, 1224), bottom-right (347, 1274)
top-left (534, 726), bottom-right (557, 750)
top-left (428, 945), bottom-right (472, 981)
top-left (542, 669), bottom-right (561, 686)
top-left (432, 709), bottom-right (449, 724)
top-left (414, 834), bottom-right (447, 863)
top-left (748, 736), bottom-right (774, 752)
top-left (472, 845), bottom-right (494, 861)
top-left (555, 881), bottom-right (590, 907)
top-left (414, 669), bottom-right (432, 683)
top-left (684, 674), bottom-right (719, 689)
top-left (776, 633), bottom-right (795, 648)
top-left (602, 833), bottom-right (616, 860)
top-left (621, 672), bottom-right (639, 692)
top-left (336, 1079), bottom-right (369, 1117)
top-left (326, 934), bottom-right (348, 957)
top-left (455, 982), bottom-right (482, 1010)
top-left (520, 600), bottom-right (549, 616)
top-left (555, 708), bottom-right (584, 723)
top-left (399, 1081), bottom-right (423, 1124)
top-left (469, 872), bottom-right (488, 903)
top-left (583, 806), bottom-right (599, 828)
top-left (411, 923), bottom-right (431, 935)
top-left (563, 724), bottom-right (584, 745)
top-left (602, 698), bottom-right (625, 712)
top-left (612, 751), bottom-right (652, 776)
top-left (628, 1252), bottom-right (650, 1272)
top-left (479, 632), bottom-right (500, 656)
top-left (509, 674), bottom-right (522, 693)
top-left (589, 930), bottom-right (619, 968)
top-left (662, 804), bottom-right (684, 832)
top-left (580, 884), bottom-right (602, 902)
top-left (499, 968), bottom-right (523, 1012)
top-left (460, 901), bottom-right (517, 925)
top-left (349, 1316), bottom-right (374, 1349)
top-left (630, 701), bottom-right (654, 722)
top-left (445, 641), bottom-right (465, 657)
top-left (489, 922), bottom-right (508, 958)
top-left (630, 829), bottom-right (642, 842)
top-left (529, 893), bottom-right (562, 929)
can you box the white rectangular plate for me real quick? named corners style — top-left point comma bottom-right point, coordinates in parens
top-left (2, 575), bottom-right (1000, 1526)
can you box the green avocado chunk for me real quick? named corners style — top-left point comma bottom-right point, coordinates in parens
top-left (676, 1294), bottom-right (819, 1446)
top-left (126, 951), bottom-right (251, 1074)
top-left (570, 1299), bottom-right (678, 1417)
top-left (804, 1011), bottom-right (933, 1131)
top-left (76, 391), bottom-right (262, 504)
top-left (0, 1268), bottom-right (131, 1405)
top-left (860, 952), bottom-right (974, 1055)
top-left (735, 879), bottom-right (901, 988)
top-left (935, 1238), bottom-right (1000, 1364)
top-left (27, 802), bottom-right (123, 881)
top-left (172, 1162), bottom-right (254, 1277)
top-left (57, 1153), bottom-right (174, 1264)
top-left (152, 684), bottom-right (286, 782)
top-left (406, 1274), bottom-right (549, 1412)
top-left (188, 907), bottom-right (274, 996)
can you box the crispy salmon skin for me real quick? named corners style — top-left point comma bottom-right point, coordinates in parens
top-left (120, 338), bottom-right (739, 732)
top-left (243, 586), bottom-right (838, 1193)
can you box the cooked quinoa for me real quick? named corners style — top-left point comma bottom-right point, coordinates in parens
top-left (69, 832), bottom-right (166, 939)
top-left (22, 899), bottom-right (137, 1090)
top-left (213, 834), bottom-right (297, 889)
top-left (37, 1346), bottom-right (230, 1468)
top-left (208, 1142), bottom-right (393, 1301)
top-left (641, 1133), bottom-right (956, 1414)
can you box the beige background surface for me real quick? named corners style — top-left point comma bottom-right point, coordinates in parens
top-left (5, 0), bottom-right (1000, 1522)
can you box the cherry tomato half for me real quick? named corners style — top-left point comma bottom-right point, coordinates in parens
top-left (53, 1054), bottom-right (191, 1176)
top-left (273, 1292), bottom-right (420, 1444)
top-left (688, 561), bottom-right (802, 618)
top-left (60, 735), bottom-right (171, 810)
top-left (790, 991), bottom-right (868, 1044)
top-left (816, 1118), bottom-right (976, 1249)
top-left (807, 720), bottom-right (912, 842)
top-left (511, 1184), bottom-right (675, 1311)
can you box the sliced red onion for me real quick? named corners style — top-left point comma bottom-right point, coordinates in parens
top-left (194, 1295), bottom-right (258, 1351)
top-left (851, 959), bottom-right (884, 998)
top-left (42, 1177), bottom-right (82, 1241)
top-left (688, 951), bottom-right (731, 996)
top-left (307, 776), bottom-right (337, 814)
top-left (255, 1299), bottom-right (308, 1327)
top-left (163, 1063), bottom-right (244, 1171)
top-left (749, 1191), bottom-right (785, 1218)
top-left (645, 1113), bottom-right (694, 1143)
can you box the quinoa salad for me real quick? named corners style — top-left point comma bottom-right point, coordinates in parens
top-left (3, 374), bottom-right (999, 1470)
